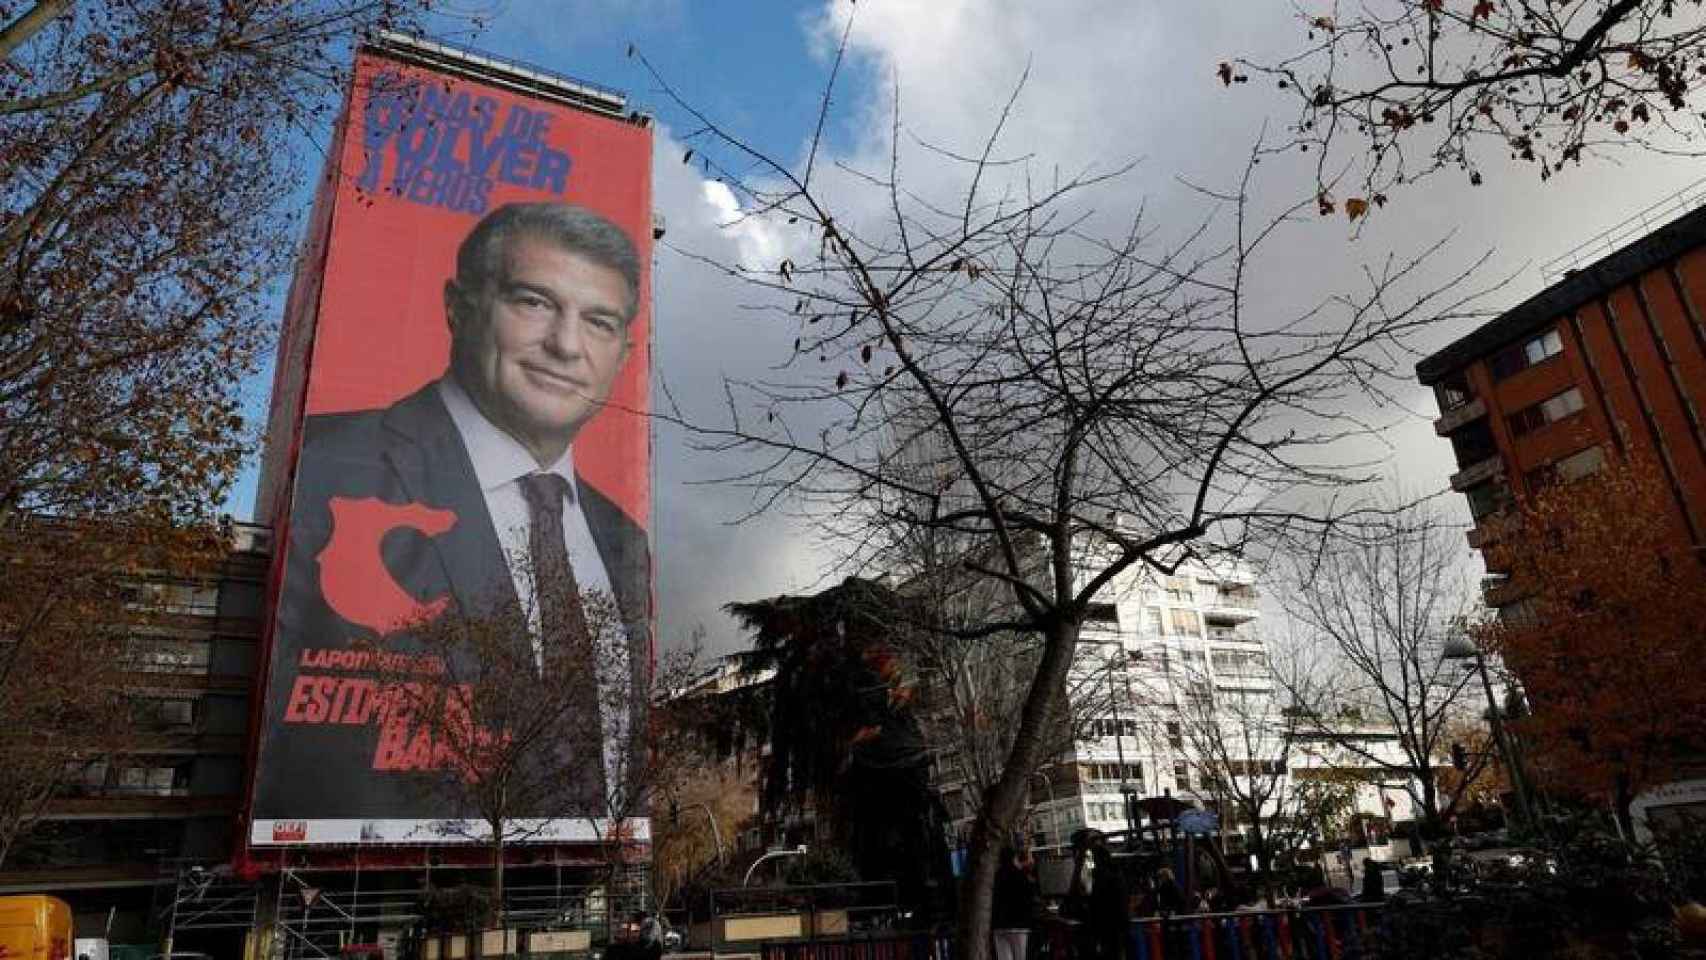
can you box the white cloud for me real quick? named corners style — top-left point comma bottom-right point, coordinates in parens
top-left (646, 0), bottom-right (1706, 648)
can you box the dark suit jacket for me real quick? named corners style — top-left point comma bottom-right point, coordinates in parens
top-left (251, 381), bottom-right (651, 822)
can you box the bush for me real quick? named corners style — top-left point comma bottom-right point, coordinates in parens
top-left (1374, 813), bottom-right (1706, 959)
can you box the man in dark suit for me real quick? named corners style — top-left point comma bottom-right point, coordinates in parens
top-left (252, 203), bottom-right (650, 829)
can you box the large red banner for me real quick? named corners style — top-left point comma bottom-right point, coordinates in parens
top-left (248, 44), bottom-right (653, 847)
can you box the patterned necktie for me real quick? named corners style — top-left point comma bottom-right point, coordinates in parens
top-left (517, 472), bottom-right (607, 808)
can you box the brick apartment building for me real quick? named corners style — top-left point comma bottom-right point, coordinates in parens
top-left (1417, 201), bottom-right (1706, 595)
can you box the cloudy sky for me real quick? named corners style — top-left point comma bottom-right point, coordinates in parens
top-left (233, 0), bottom-right (1706, 654)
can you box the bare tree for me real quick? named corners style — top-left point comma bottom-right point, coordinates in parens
top-left (641, 30), bottom-right (1501, 953)
top-left (889, 525), bottom-right (1126, 846)
top-left (1282, 499), bottom-right (1493, 860)
top-left (1229, 0), bottom-right (1706, 208)
top-left (363, 573), bottom-right (682, 924)
top-left (1174, 657), bottom-right (1302, 906)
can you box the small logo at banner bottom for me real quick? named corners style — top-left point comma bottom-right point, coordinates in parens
top-left (272, 821), bottom-right (308, 842)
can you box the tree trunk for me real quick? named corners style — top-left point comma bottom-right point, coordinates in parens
top-left (1613, 773), bottom-right (1637, 842)
top-left (952, 617), bottom-right (1079, 960)
top-left (1415, 775), bottom-right (1456, 893)
top-left (1250, 821), bottom-right (1274, 907)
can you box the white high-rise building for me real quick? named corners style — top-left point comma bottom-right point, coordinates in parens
top-left (1033, 556), bottom-right (1270, 848)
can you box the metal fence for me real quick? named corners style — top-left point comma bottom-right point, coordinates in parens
top-left (752, 904), bottom-right (1386, 960)
top-left (1124, 905), bottom-right (1385, 960)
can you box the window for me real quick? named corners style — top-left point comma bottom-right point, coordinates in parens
top-left (1146, 607), bottom-right (1164, 634)
top-left (124, 635), bottom-right (211, 674)
top-left (62, 760), bottom-right (109, 794)
top-left (1226, 759), bottom-right (1287, 777)
top-left (1556, 445), bottom-right (1605, 482)
top-left (1435, 371), bottom-right (1473, 412)
top-left (1089, 719), bottom-right (1139, 739)
top-left (1166, 721), bottom-right (1182, 749)
top-left (1169, 609), bottom-right (1201, 636)
top-left (1211, 648), bottom-right (1269, 678)
top-left (1465, 481), bottom-right (1513, 521)
top-left (132, 697), bottom-right (195, 727)
top-left (1498, 598), bottom-right (1538, 626)
top-left (1174, 760), bottom-right (1191, 791)
top-left (1526, 445), bottom-right (1605, 490)
top-left (122, 580), bottom-right (220, 616)
top-left (1084, 603), bottom-right (1118, 624)
top-left (1164, 578), bottom-right (1194, 603)
top-left (116, 764), bottom-right (184, 796)
top-left (1489, 328), bottom-right (1564, 381)
top-left (1507, 387), bottom-right (1584, 437)
top-left (1450, 418), bottom-right (1499, 468)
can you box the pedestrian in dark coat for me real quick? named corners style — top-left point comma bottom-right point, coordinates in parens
top-left (992, 847), bottom-right (1038, 960)
top-left (1087, 846), bottom-right (1131, 960)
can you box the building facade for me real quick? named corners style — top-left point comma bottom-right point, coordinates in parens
top-left (0, 521), bottom-right (271, 955)
top-left (921, 557), bottom-right (1283, 853)
top-left (1417, 201), bottom-right (1706, 589)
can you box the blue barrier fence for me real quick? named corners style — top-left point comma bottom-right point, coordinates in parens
top-left (754, 905), bottom-right (1386, 960)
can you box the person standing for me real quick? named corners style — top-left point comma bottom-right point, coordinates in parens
top-left (1086, 846), bottom-right (1131, 960)
top-left (992, 847), bottom-right (1038, 960)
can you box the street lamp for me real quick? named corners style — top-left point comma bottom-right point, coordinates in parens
top-left (742, 845), bottom-right (808, 887)
top-left (1440, 636), bottom-right (1536, 831)
top-left (694, 802), bottom-right (727, 866)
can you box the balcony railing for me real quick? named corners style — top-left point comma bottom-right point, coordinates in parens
top-left (1434, 396), bottom-right (1487, 436)
top-left (1450, 455), bottom-right (1504, 492)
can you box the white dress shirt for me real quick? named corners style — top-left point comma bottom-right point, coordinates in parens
top-left (436, 378), bottom-right (616, 666)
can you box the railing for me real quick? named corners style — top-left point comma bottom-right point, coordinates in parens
top-left (1208, 592), bottom-right (1260, 611)
top-left (751, 905), bottom-right (1388, 960)
top-left (759, 934), bottom-right (951, 960)
top-left (1540, 174), bottom-right (1706, 282)
top-left (1125, 905), bottom-right (1385, 960)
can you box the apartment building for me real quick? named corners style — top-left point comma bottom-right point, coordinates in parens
top-left (1417, 198), bottom-right (1706, 588)
top-left (925, 557), bottom-right (1274, 852)
top-left (0, 521), bottom-right (271, 954)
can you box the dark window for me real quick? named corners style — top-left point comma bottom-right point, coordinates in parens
top-left (1435, 371), bottom-right (1473, 412)
top-left (1464, 481), bottom-right (1513, 521)
top-left (1507, 387), bottom-right (1584, 438)
top-left (1450, 418), bottom-right (1498, 468)
top-left (1084, 603), bottom-right (1119, 624)
top-left (1526, 445), bottom-right (1604, 490)
top-left (1489, 328), bottom-right (1564, 381)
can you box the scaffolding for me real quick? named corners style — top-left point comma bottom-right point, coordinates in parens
top-left (166, 860), bottom-right (651, 960)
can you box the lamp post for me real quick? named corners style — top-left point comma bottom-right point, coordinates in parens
top-left (1440, 636), bottom-right (1536, 831)
top-left (694, 802), bottom-right (727, 866)
top-left (742, 845), bottom-right (808, 887)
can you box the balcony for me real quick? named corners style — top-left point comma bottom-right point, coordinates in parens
top-left (1450, 455), bottom-right (1504, 492)
top-left (1434, 396), bottom-right (1487, 436)
top-left (1203, 589), bottom-right (1260, 623)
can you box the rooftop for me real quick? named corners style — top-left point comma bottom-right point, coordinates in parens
top-left (364, 31), bottom-right (634, 120)
top-left (1417, 197), bottom-right (1706, 385)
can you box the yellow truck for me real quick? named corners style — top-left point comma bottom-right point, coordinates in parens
top-left (0, 895), bottom-right (72, 960)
